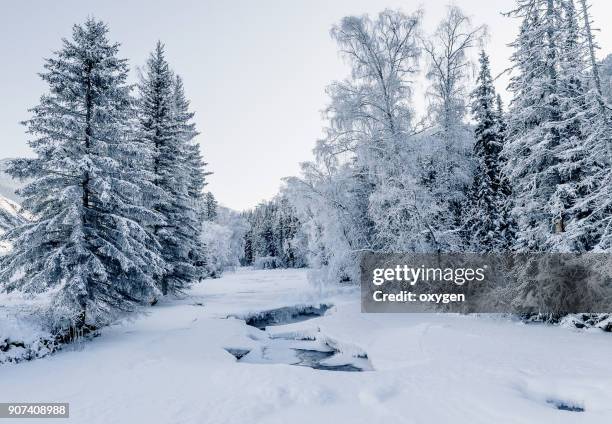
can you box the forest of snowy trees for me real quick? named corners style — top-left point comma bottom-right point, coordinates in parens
top-left (285, 6), bottom-right (486, 285)
top-left (241, 197), bottom-right (306, 269)
top-left (285, 0), bottom-right (612, 298)
top-left (0, 20), bottom-right (220, 333)
top-left (2, 0), bottom-right (612, 336)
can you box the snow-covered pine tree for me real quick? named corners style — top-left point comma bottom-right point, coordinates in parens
top-left (0, 19), bottom-right (165, 331)
top-left (567, 0), bottom-right (612, 251)
top-left (174, 74), bottom-right (212, 227)
top-left (462, 50), bottom-right (514, 252)
top-left (548, 0), bottom-right (594, 251)
top-left (252, 201), bottom-right (278, 260)
top-left (137, 42), bottom-right (203, 294)
top-left (505, 0), bottom-right (610, 252)
top-left (203, 192), bottom-right (218, 221)
top-left (504, 0), bottom-right (574, 251)
top-left (501, 0), bottom-right (612, 317)
top-left (241, 210), bottom-right (254, 265)
top-left (273, 196), bottom-right (304, 267)
top-left (171, 74), bottom-right (208, 280)
top-left (496, 95), bottom-right (507, 136)
top-left (495, 95), bottom-right (517, 247)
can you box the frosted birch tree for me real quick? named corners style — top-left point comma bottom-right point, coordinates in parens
top-left (286, 9), bottom-right (429, 283)
top-left (421, 6), bottom-right (483, 240)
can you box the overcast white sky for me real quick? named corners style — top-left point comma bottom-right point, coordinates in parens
top-left (1, 0), bottom-right (611, 210)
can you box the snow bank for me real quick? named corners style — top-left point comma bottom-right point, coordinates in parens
top-left (0, 292), bottom-right (59, 364)
top-left (1, 268), bottom-right (611, 423)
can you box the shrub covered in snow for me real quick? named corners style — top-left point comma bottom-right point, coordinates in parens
top-left (201, 221), bottom-right (242, 277)
top-left (560, 314), bottom-right (612, 332)
top-left (201, 221), bottom-right (234, 277)
top-left (0, 336), bottom-right (62, 364)
top-left (199, 206), bottom-right (248, 278)
top-left (0, 293), bottom-right (57, 364)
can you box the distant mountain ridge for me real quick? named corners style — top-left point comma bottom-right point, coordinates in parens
top-left (0, 159), bottom-right (29, 235)
top-left (0, 195), bottom-right (26, 234)
top-left (0, 158), bottom-right (28, 202)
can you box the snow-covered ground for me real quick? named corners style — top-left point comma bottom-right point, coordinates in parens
top-left (1, 268), bottom-right (611, 424)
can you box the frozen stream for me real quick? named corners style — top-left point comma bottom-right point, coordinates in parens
top-left (226, 304), bottom-right (371, 371)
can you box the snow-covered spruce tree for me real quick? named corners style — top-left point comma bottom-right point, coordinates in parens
top-left (137, 42), bottom-right (205, 294)
top-left (0, 19), bottom-right (164, 331)
top-left (599, 53), bottom-right (612, 103)
top-left (462, 50), bottom-right (514, 252)
top-left (251, 201), bottom-right (278, 264)
top-left (504, 0), bottom-right (569, 251)
top-left (496, 95), bottom-right (507, 137)
top-left (504, 0), bottom-right (609, 252)
top-left (171, 74), bottom-right (208, 280)
top-left (500, 0), bottom-right (612, 318)
top-left (175, 74), bottom-right (212, 231)
top-left (495, 95), bottom-right (517, 247)
top-left (273, 196), bottom-right (305, 268)
top-left (203, 192), bottom-right (218, 221)
top-left (568, 0), bottom-right (612, 251)
top-left (241, 210), bottom-right (254, 265)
